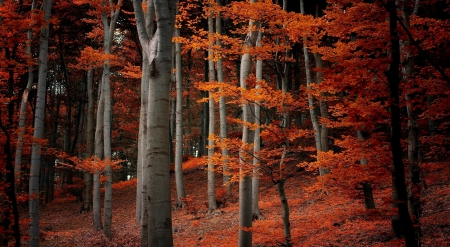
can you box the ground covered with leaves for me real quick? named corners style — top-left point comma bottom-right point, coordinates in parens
top-left (35, 162), bottom-right (450, 247)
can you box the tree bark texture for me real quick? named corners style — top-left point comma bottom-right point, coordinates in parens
top-left (28, 0), bottom-right (52, 245)
top-left (133, 0), bottom-right (176, 245)
top-left (386, 1), bottom-right (418, 246)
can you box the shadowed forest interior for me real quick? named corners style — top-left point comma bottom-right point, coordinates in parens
top-left (1, 0), bottom-right (450, 246)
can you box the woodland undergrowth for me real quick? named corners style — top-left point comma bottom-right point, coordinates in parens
top-left (33, 161), bottom-right (450, 247)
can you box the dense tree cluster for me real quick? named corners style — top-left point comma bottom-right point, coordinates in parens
top-left (0, 0), bottom-right (449, 246)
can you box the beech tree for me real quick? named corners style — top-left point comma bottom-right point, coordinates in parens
top-left (207, 2), bottom-right (218, 213)
top-left (174, 6), bottom-right (186, 209)
top-left (238, 1), bottom-right (258, 245)
top-left (133, 0), bottom-right (176, 245)
top-left (28, 0), bottom-right (52, 245)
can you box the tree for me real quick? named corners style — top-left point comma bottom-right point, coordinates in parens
top-left (238, 1), bottom-right (259, 245)
top-left (14, 0), bottom-right (37, 192)
top-left (174, 7), bottom-right (186, 208)
top-left (133, 0), bottom-right (176, 245)
top-left (384, 1), bottom-right (417, 245)
top-left (207, 1), bottom-right (218, 213)
top-left (136, 0), bottom-right (154, 229)
top-left (29, 0), bottom-right (52, 245)
top-left (100, 0), bottom-right (122, 238)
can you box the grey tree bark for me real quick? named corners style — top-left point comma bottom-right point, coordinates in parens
top-left (238, 2), bottom-right (258, 244)
top-left (136, 0), bottom-right (154, 227)
top-left (28, 0), bottom-right (52, 245)
top-left (101, 0), bottom-right (122, 238)
top-left (216, 0), bottom-right (231, 197)
top-left (300, 0), bottom-right (329, 176)
top-left (93, 75), bottom-right (105, 231)
top-left (15, 0), bottom-right (37, 190)
top-left (207, 5), bottom-right (218, 212)
top-left (252, 29), bottom-right (263, 220)
top-left (133, 0), bottom-right (176, 245)
top-left (174, 19), bottom-right (186, 208)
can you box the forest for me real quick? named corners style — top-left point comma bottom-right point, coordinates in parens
top-left (0, 0), bottom-right (449, 246)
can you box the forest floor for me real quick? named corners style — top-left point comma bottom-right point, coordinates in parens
top-left (33, 161), bottom-right (450, 247)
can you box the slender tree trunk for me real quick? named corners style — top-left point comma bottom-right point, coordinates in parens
top-left (300, 0), bottom-right (329, 176)
top-left (136, 0), bottom-right (154, 225)
top-left (15, 0), bottom-right (37, 190)
top-left (277, 178), bottom-right (292, 247)
top-left (252, 29), bottom-right (263, 220)
top-left (216, 0), bottom-right (231, 197)
top-left (238, 54), bottom-right (255, 247)
top-left (401, 3), bottom-right (421, 245)
top-left (101, 1), bottom-right (121, 238)
top-left (82, 69), bottom-right (95, 213)
top-left (28, 0), bottom-right (52, 245)
top-left (385, 1), bottom-right (417, 246)
top-left (93, 78), bottom-right (105, 231)
top-left (238, 3), bottom-right (258, 244)
top-left (207, 5), bottom-right (218, 212)
top-left (174, 22), bottom-right (186, 208)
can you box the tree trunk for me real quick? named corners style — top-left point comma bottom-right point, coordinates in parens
top-left (277, 178), bottom-right (292, 247)
top-left (28, 0), bottom-right (51, 245)
top-left (238, 3), bottom-right (258, 243)
top-left (402, 3), bottom-right (421, 244)
top-left (216, 0), bottom-right (231, 197)
top-left (101, 1), bottom-right (121, 238)
top-left (82, 69), bottom-right (95, 213)
top-left (385, 1), bottom-right (417, 246)
top-left (252, 29), bottom-right (263, 220)
top-left (300, 0), bottom-right (330, 176)
top-left (207, 5), bottom-right (218, 212)
top-left (136, 0), bottom-right (154, 225)
top-left (93, 77), bottom-right (105, 231)
top-left (174, 23), bottom-right (186, 208)
top-left (133, 0), bottom-right (176, 245)
top-left (15, 0), bottom-right (36, 191)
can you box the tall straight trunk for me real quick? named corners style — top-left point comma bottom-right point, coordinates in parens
top-left (238, 2), bottom-right (258, 244)
top-left (28, 0), bottom-right (51, 245)
top-left (15, 0), bottom-right (37, 190)
top-left (207, 5), bottom-right (218, 212)
top-left (252, 29), bottom-right (263, 219)
top-left (216, 0), bottom-right (231, 196)
top-left (133, 0), bottom-right (176, 245)
top-left (402, 3), bottom-right (421, 244)
top-left (170, 97), bottom-right (175, 163)
top-left (47, 82), bottom-right (59, 203)
top-left (186, 50), bottom-right (194, 156)
top-left (93, 76), bottom-right (105, 231)
top-left (385, 1), bottom-right (417, 246)
top-left (300, 0), bottom-right (321, 153)
top-left (314, 53), bottom-right (329, 175)
top-left (300, 0), bottom-right (329, 176)
top-left (136, 0), bottom-right (154, 226)
top-left (82, 69), bottom-right (95, 213)
top-left (101, 1), bottom-right (121, 238)
top-left (174, 23), bottom-right (186, 208)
